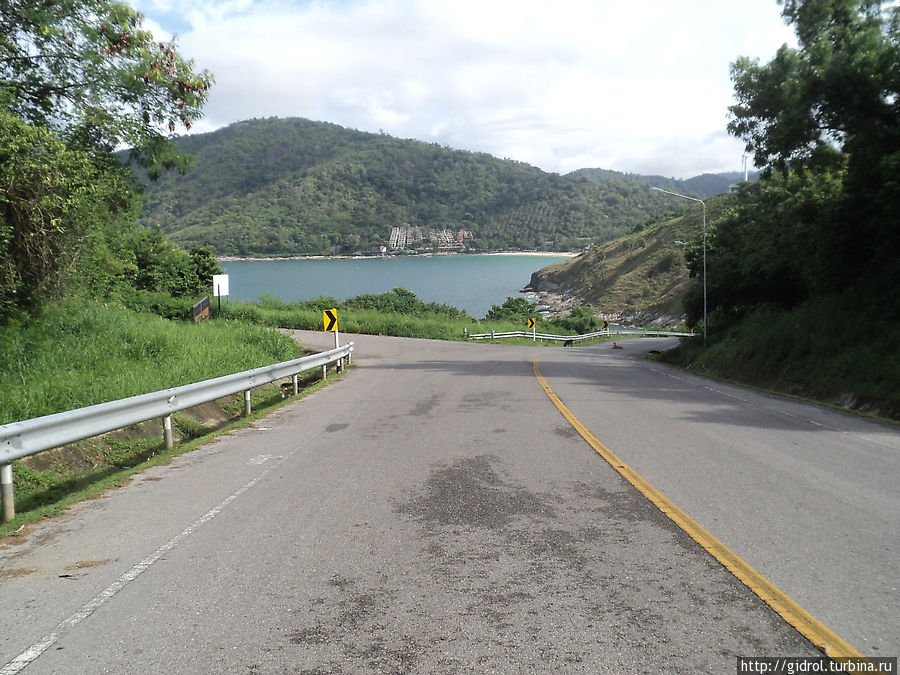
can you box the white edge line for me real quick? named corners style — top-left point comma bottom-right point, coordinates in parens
top-left (1, 448), bottom-right (296, 674)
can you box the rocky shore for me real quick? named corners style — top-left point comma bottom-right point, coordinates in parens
top-left (522, 271), bottom-right (684, 327)
top-left (521, 276), bottom-right (576, 316)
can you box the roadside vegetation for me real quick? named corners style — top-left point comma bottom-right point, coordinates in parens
top-left (216, 289), bottom-right (601, 341)
top-left (0, 360), bottom-right (338, 540)
top-left (666, 299), bottom-right (900, 418)
top-left (673, 0), bottom-right (900, 418)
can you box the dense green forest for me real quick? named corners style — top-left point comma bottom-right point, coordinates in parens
top-left (689, 0), bottom-right (899, 330)
top-left (133, 118), bottom-right (686, 256)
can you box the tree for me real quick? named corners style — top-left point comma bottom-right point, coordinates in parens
top-left (485, 297), bottom-right (537, 322)
top-left (0, 1), bottom-right (214, 317)
top-left (129, 229), bottom-right (213, 298)
top-left (0, 110), bottom-right (138, 314)
top-left (189, 246), bottom-right (222, 289)
top-left (721, 0), bottom-right (900, 314)
top-left (681, 168), bottom-right (846, 326)
top-left (728, 0), bottom-right (900, 171)
top-left (1, 0), bottom-right (213, 177)
top-left (549, 305), bottom-right (600, 334)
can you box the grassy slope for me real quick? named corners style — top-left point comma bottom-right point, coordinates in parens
top-left (0, 300), bottom-right (302, 424)
top-left (533, 201), bottom-right (709, 322)
top-left (0, 300), bottom-right (319, 535)
top-left (669, 299), bottom-right (900, 419)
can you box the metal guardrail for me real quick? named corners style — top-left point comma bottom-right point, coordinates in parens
top-left (0, 342), bottom-right (354, 522)
top-left (467, 329), bottom-right (694, 342)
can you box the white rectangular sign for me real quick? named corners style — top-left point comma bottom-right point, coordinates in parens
top-left (212, 274), bottom-right (229, 297)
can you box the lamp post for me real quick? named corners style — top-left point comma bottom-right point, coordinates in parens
top-left (652, 187), bottom-right (707, 344)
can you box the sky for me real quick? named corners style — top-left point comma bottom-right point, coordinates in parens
top-left (137, 0), bottom-right (798, 179)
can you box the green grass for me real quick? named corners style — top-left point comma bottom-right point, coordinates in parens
top-left (0, 299), bottom-right (302, 424)
top-left (0, 298), bottom-right (327, 537)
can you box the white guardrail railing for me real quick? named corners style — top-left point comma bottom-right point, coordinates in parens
top-left (0, 342), bottom-right (354, 522)
top-left (467, 328), bottom-right (694, 342)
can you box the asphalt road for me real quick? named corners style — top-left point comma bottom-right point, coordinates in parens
top-left (1, 333), bottom-right (896, 673)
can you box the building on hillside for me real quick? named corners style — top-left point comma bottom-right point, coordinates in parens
top-left (388, 226), bottom-right (474, 251)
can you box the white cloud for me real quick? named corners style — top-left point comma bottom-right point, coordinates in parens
top-left (140, 0), bottom-right (796, 178)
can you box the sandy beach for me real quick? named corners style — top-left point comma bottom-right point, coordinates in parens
top-left (218, 251), bottom-right (578, 262)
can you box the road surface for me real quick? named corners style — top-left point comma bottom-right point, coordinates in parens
top-left (1, 333), bottom-right (896, 673)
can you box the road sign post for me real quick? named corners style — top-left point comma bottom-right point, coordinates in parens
top-left (323, 309), bottom-right (339, 350)
top-left (212, 274), bottom-right (229, 318)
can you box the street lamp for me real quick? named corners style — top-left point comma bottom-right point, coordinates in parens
top-left (652, 187), bottom-right (707, 344)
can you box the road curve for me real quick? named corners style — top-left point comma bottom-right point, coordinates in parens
top-left (1, 333), bottom-right (894, 673)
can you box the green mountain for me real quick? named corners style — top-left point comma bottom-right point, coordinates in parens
top-left (526, 194), bottom-right (733, 325)
top-left (133, 117), bottom-right (686, 257)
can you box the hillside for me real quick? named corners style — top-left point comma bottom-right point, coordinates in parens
top-left (527, 194), bottom-right (734, 326)
top-left (132, 117), bottom-right (683, 257)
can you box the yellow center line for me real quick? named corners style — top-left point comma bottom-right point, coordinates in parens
top-left (532, 357), bottom-right (863, 661)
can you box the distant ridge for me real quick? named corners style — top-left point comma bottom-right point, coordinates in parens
top-left (568, 167), bottom-right (758, 200)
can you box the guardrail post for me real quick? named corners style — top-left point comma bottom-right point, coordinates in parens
top-left (243, 390), bottom-right (252, 416)
top-left (1, 463), bottom-right (14, 523)
top-left (322, 364), bottom-right (327, 381)
top-left (491, 329), bottom-right (495, 340)
top-left (163, 415), bottom-right (174, 449)
top-left (292, 374), bottom-right (299, 396)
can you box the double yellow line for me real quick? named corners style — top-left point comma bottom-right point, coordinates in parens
top-left (532, 357), bottom-right (863, 661)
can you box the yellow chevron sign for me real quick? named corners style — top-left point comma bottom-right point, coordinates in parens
top-left (527, 317), bottom-right (536, 329)
top-left (323, 309), bottom-right (338, 332)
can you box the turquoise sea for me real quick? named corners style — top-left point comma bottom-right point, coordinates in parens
top-left (220, 254), bottom-right (569, 318)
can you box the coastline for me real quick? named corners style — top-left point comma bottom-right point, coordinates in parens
top-left (218, 251), bottom-right (578, 262)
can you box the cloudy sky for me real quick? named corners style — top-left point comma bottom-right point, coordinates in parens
top-left (138, 0), bottom-right (797, 179)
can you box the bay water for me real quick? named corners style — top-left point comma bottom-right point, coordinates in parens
top-left (220, 254), bottom-right (569, 318)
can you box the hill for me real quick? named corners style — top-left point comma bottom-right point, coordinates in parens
top-left (132, 117), bottom-right (686, 257)
top-left (568, 168), bottom-right (758, 200)
top-left (526, 193), bottom-right (733, 326)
